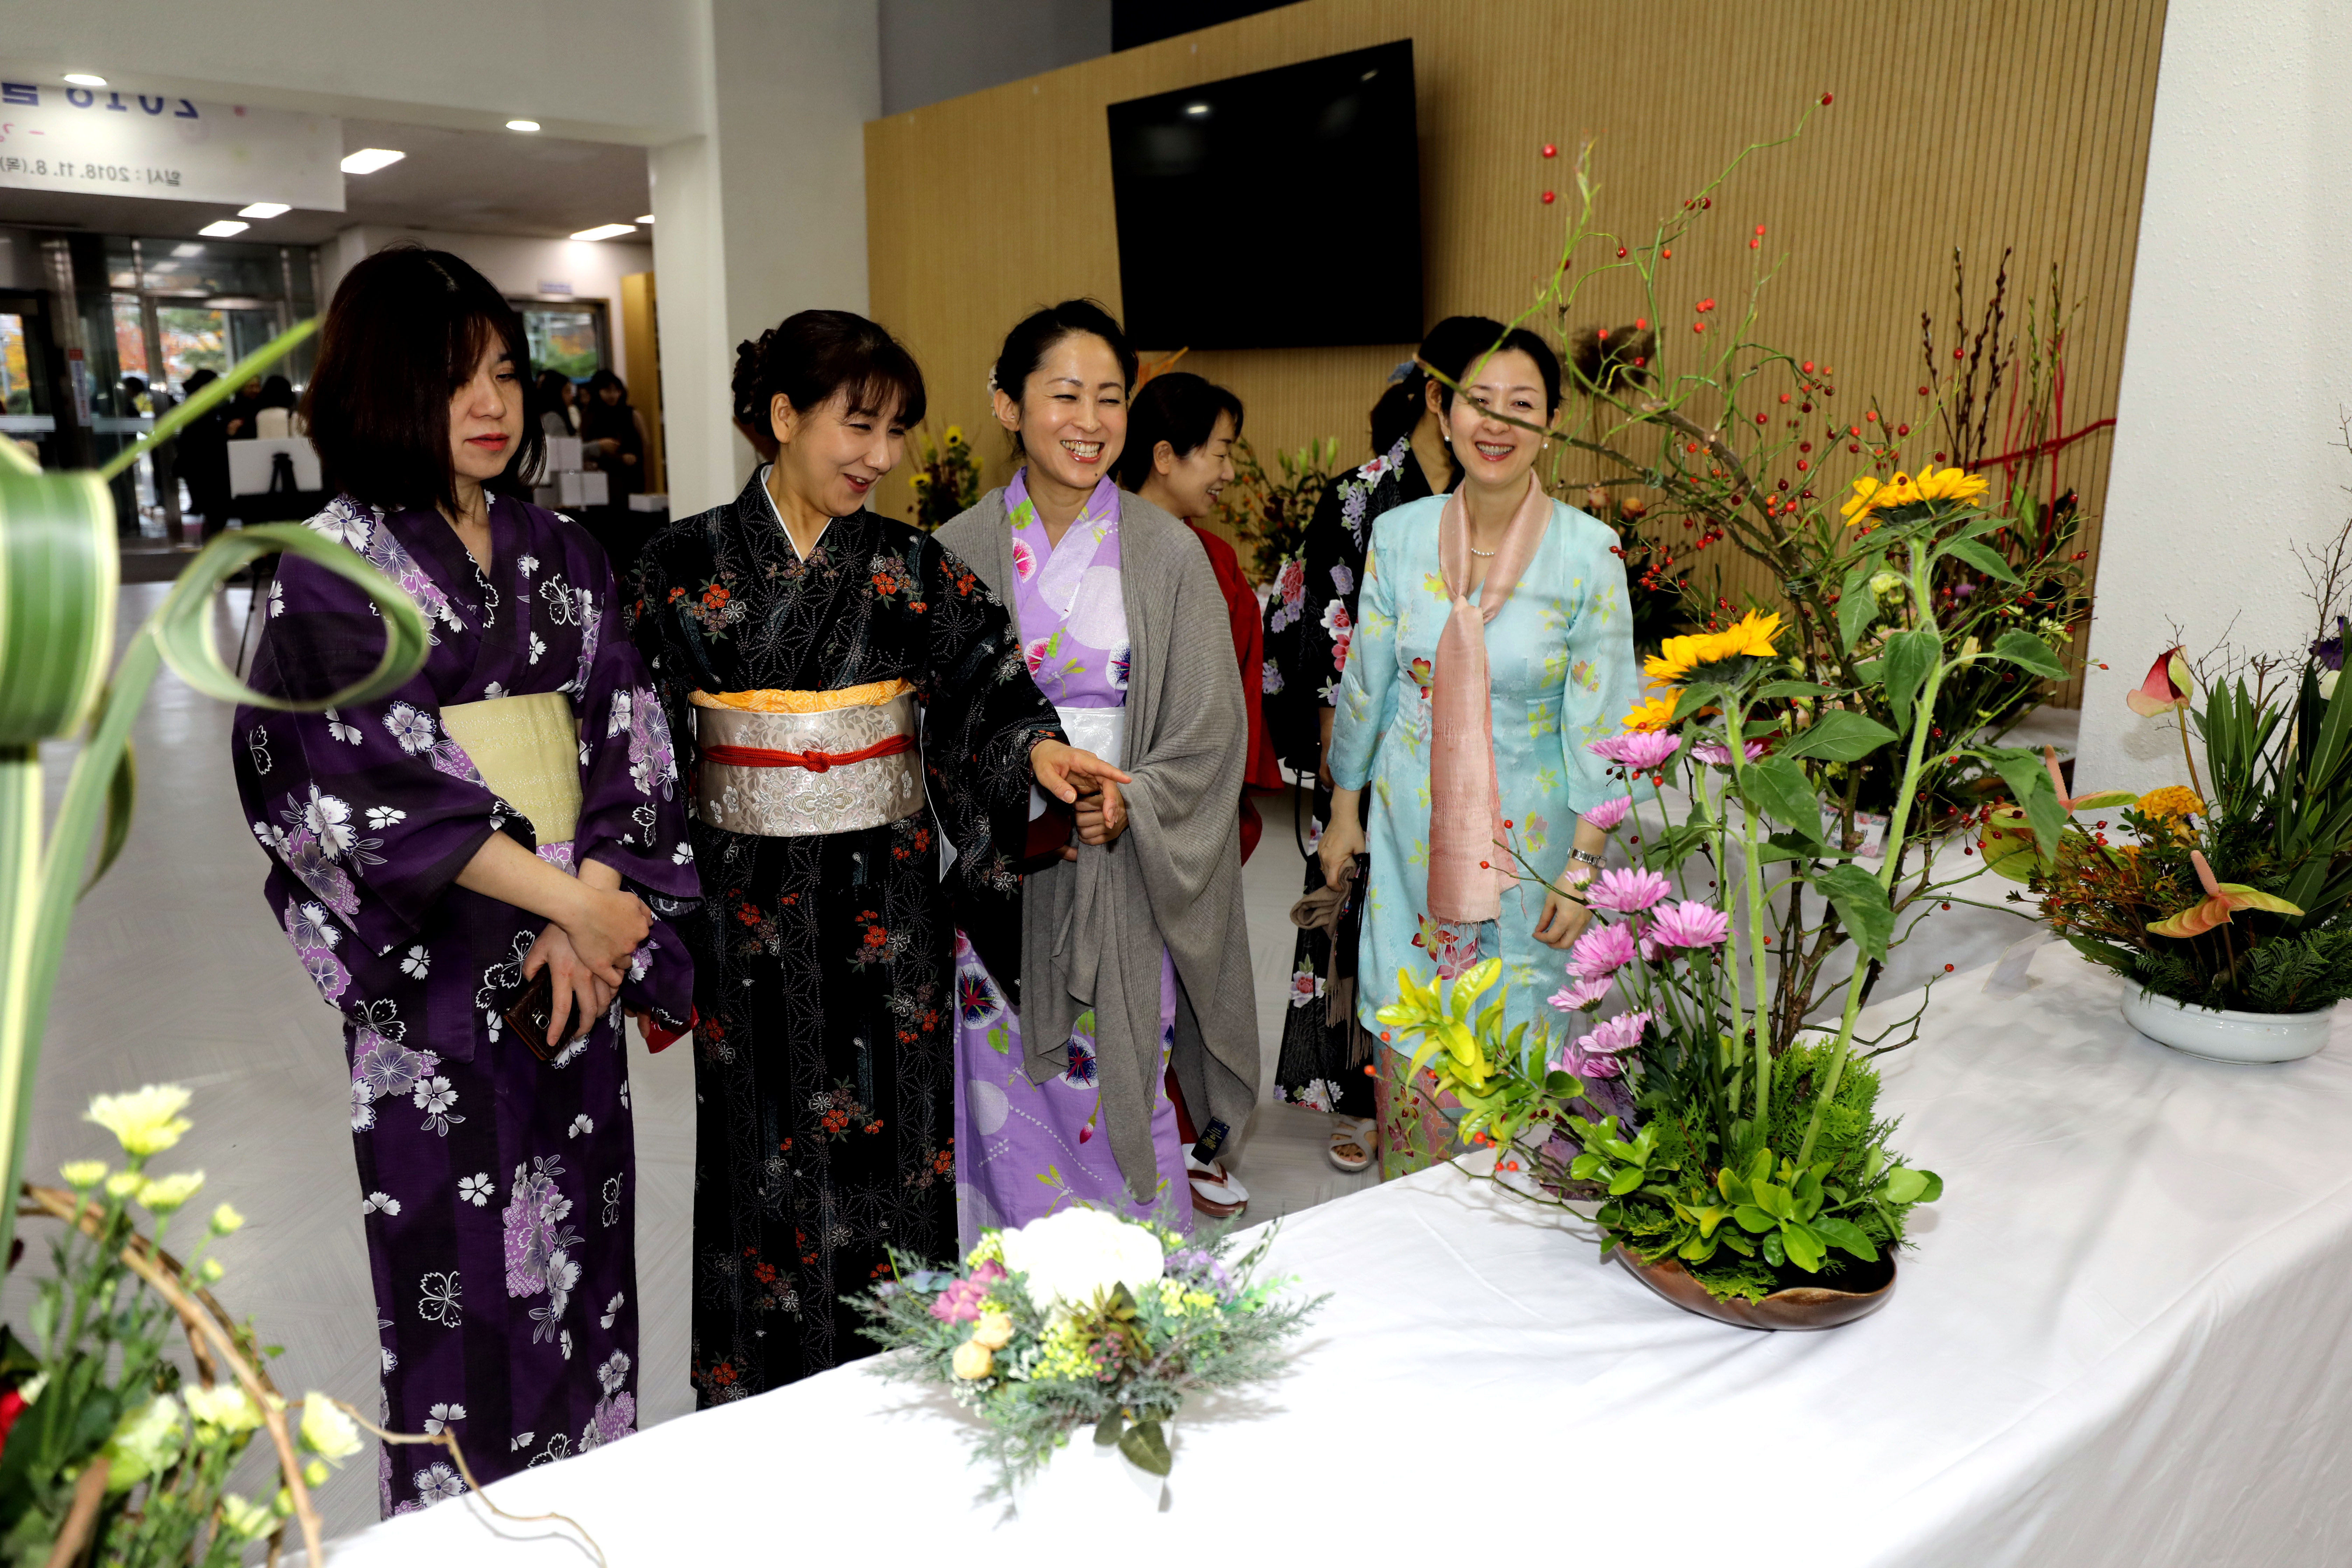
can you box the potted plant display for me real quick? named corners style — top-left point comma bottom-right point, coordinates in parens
top-left (1984, 634), bottom-right (2352, 1062)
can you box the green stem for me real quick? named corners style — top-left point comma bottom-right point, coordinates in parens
top-left (1796, 537), bottom-right (1948, 1167)
top-left (1727, 697), bottom-right (1776, 1135)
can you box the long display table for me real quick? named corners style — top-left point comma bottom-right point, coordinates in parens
top-left (308, 945), bottom-right (2352, 1564)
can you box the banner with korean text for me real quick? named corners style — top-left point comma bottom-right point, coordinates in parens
top-left (0, 76), bottom-right (343, 211)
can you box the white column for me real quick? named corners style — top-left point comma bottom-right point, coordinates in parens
top-left (651, 0), bottom-right (881, 517)
top-left (2076, 0), bottom-right (2352, 792)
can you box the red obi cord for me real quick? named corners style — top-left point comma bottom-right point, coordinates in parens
top-left (699, 733), bottom-right (915, 774)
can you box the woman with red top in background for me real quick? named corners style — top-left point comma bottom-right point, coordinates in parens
top-left (1113, 370), bottom-right (1275, 1218)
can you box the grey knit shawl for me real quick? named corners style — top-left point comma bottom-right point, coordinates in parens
top-left (936, 488), bottom-right (1260, 1204)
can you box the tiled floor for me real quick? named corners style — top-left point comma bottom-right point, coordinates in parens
top-left (16, 583), bottom-right (1366, 1538)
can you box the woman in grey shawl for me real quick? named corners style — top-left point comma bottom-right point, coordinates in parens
top-left (936, 300), bottom-right (1258, 1246)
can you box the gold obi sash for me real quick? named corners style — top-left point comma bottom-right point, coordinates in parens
top-left (438, 692), bottom-right (582, 845)
top-left (690, 679), bottom-right (922, 838)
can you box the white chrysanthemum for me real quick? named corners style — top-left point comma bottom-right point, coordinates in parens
top-left (298, 1393), bottom-right (363, 1462)
top-left (85, 1084), bottom-right (193, 1157)
top-left (995, 1207), bottom-right (1165, 1313)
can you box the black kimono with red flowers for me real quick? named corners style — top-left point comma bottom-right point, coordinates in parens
top-left (626, 472), bottom-right (1063, 1400)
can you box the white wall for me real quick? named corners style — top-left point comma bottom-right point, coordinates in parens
top-left (651, 0), bottom-right (881, 516)
top-left (2076, 0), bottom-right (2352, 794)
top-left (318, 226), bottom-right (657, 394)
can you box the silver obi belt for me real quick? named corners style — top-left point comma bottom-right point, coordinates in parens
top-left (690, 680), bottom-right (923, 837)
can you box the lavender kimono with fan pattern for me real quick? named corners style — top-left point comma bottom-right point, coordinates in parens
top-left (231, 495), bottom-right (700, 1516)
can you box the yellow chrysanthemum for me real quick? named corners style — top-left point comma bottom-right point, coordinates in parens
top-left (2135, 785), bottom-right (2204, 821)
top-left (1623, 692), bottom-right (1680, 732)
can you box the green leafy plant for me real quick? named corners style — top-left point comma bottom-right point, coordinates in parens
top-left (1992, 638), bottom-right (2352, 1013)
top-left (906, 422), bottom-right (982, 531)
top-left (1210, 435), bottom-right (1339, 585)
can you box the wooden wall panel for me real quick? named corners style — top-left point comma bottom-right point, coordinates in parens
top-left (865, 0), bottom-right (2168, 706)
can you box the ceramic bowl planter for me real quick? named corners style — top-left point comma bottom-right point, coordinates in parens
top-left (1612, 1248), bottom-right (1898, 1331)
top-left (2119, 987), bottom-right (2335, 1064)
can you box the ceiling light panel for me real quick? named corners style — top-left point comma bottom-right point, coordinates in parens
top-left (340, 148), bottom-right (406, 174)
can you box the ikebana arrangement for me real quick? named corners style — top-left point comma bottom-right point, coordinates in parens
top-left (854, 1206), bottom-right (1320, 1499)
top-left (0, 325), bottom-right (434, 1562)
top-left (907, 423), bottom-right (983, 530)
top-left (1986, 633), bottom-right (2352, 1060)
top-left (0, 1085), bottom-right (362, 1566)
top-left (1366, 108), bottom-right (2121, 1322)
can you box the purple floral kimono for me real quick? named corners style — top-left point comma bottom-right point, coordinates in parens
top-left (232, 494), bottom-right (699, 1514)
top-left (951, 473), bottom-right (1188, 1248)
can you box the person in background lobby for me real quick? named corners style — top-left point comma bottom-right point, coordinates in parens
top-left (254, 373), bottom-right (306, 439)
top-left (223, 373), bottom-right (265, 439)
top-left (1266, 315), bottom-right (1505, 1175)
top-left (535, 369), bottom-right (580, 438)
top-left (1115, 369), bottom-right (1281, 1218)
top-left (175, 368), bottom-right (235, 539)
top-left (625, 310), bottom-right (1127, 1402)
top-left (230, 246), bottom-right (700, 1511)
top-left (1316, 326), bottom-right (1637, 1180)
top-left (580, 369), bottom-right (645, 502)
top-left (937, 299), bottom-right (1259, 1250)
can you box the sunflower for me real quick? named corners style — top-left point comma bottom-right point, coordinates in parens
top-left (1623, 692), bottom-right (1680, 732)
top-left (1840, 473), bottom-right (1919, 522)
top-left (1642, 610), bottom-right (1784, 685)
top-left (1911, 465), bottom-right (1990, 506)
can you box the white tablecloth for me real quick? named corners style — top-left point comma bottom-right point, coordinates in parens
top-left (310, 945), bottom-right (2352, 1565)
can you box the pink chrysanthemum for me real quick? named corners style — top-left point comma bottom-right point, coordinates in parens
top-left (1567, 920), bottom-right (1638, 979)
top-left (1583, 1009), bottom-right (1651, 1056)
top-left (1586, 867), bottom-right (1671, 915)
top-left (1589, 731), bottom-right (1682, 770)
top-left (1580, 794), bottom-right (1633, 831)
top-left (1647, 899), bottom-right (1731, 950)
top-left (1547, 972), bottom-right (1614, 1013)
top-left (1690, 739), bottom-right (1769, 766)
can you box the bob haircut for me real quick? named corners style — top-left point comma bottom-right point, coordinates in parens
top-left (1432, 324), bottom-right (1564, 420)
top-left (732, 310), bottom-right (927, 439)
top-left (303, 245), bottom-right (545, 514)
top-left (1114, 371), bottom-right (1244, 492)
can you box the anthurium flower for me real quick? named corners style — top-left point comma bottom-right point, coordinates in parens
top-left (2147, 850), bottom-right (2303, 938)
top-left (2125, 646), bottom-right (2194, 716)
top-left (2041, 746), bottom-right (2135, 814)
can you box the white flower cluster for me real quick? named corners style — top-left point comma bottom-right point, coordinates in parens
top-left (996, 1207), bottom-right (1165, 1313)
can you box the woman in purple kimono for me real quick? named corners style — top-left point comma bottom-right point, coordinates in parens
top-left (232, 248), bottom-right (698, 1513)
top-left (936, 300), bottom-right (1261, 1251)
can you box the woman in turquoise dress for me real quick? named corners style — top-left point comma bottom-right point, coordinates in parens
top-left (1318, 327), bottom-right (1637, 1176)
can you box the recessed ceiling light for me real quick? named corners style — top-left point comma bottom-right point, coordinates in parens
top-left (63, 73), bottom-right (106, 88)
top-left (636, 214), bottom-right (655, 225)
top-left (197, 220), bottom-right (250, 238)
top-left (170, 243), bottom-right (204, 258)
top-left (506, 119), bottom-right (541, 133)
top-left (570, 223), bottom-right (637, 242)
top-left (1184, 102), bottom-right (1210, 116)
top-left (237, 202), bottom-right (290, 219)
top-left (340, 148), bottom-right (406, 175)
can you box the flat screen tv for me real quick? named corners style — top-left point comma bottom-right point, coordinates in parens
top-left (1107, 40), bottom-right (1421, 350)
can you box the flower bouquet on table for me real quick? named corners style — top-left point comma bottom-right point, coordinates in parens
top-left (907, 423), bottom-right (982, 531)
top-left (1985, 634), bottom-right (2352, 1061)
top-left (854, 1206), bottom-right (1322, 1500)
top-left (1377, 465), bottom-right (2092, 1324)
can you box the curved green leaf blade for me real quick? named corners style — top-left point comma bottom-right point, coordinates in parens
top-left (1778, 708), bottom-right (1899, 763)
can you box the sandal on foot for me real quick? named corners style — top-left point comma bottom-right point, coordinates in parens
top-left (1186, 1153), bottom-right (1249, 1218)
top-left (1326, 1115), bottom-right (1376, 1174)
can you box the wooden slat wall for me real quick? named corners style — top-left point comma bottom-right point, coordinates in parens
top-left (865, 0), bottom-right (2168, 706)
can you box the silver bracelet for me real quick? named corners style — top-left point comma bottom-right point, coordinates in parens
top-left (1570, 848), bottom-right (1606, 869)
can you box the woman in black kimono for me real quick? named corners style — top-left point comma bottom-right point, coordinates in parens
top-left (626, 310), bottom-right (1124, 1401)
top-left (1267, 315), bottom-right (1505, 1171)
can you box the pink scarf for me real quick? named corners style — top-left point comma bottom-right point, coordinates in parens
top-left (1427, 474), bottom-right (1552, 922)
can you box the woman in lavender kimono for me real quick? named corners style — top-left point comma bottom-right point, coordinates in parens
top-left (937, 300), bottom-right (1260, 1251)
top-left (626, 311), bottom-right (1127, 1403)
top-left (232, 248), bottom-right (699, 1513)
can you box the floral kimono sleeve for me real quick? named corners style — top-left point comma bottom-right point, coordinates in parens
top-left (573, 569), bottom-right (698, 895)
top-left (236, 551), bottom-right (500, 961)
top-left (1558, 517), bottom-right (1642, 815)
top-left (1329, 520), bottom-right (1402, 793)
